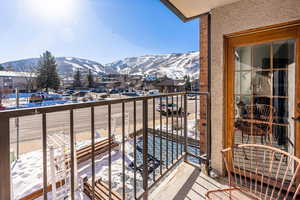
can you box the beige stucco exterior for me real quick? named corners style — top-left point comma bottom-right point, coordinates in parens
top-left (210, 0), bottom-right (300, 174)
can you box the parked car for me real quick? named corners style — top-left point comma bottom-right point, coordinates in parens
top-left (67, 90), bottom-right (75, 95)
top-left (156, 103), bottom-right (184, 116)
top-left (73, 91), bottom-right (88, 97)
top-left (137, 91), bottom-right (146, 96)
top-left (91, 88), bottom-right (106, 93)
top-left (109, 89), bottom-right (119, 94)
top-left (45, 94), bottom-right (61, 100)
top-left (56, 90), bottom-right (64, 94)
top-left (29, 94), bottom-right (43, 103)
top-left (0, 105), bottom-right (6, 110)
top-left (29, 93), bottom-right (62, 103)
top-left (62, 90), bottom-right (75, 96)
top-left (187, 93), bottom-right (197, 100)
top-left (122, 92), bottom-right (140, 97)
top-left (148, 90), bottom-right (160, 96)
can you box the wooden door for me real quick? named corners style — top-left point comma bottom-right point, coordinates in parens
top-left (224, 21), bottom-right (300, 180)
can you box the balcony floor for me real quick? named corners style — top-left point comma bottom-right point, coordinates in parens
top-left (150, 162), bottom-right (228, 200)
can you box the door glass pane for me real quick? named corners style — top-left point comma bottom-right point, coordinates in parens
top-left (273, 97), bottom-right (289, 124)
top-left (233, 39), bottom-right (296, 183)
top-left (252, 71), bottom-right (271, 96)
top-left (273, 39), bottom-right (295, 68)
top-left (234, 95), bottom-right (251, 119)
top-left (235, 72), bottom-right (252, 95)
top-left (253, 43), bottom-right (271, 69)
top-left (273, 70), bottom-right (288, 96)
top-left (235, 46), bottom-right (252, 71)
top-left (273, 125), bottom-right (288, 148)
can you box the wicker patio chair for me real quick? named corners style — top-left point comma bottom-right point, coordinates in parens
top-left (206, 144), bottom-right (300, 199)
top-left (235, 104), bottom-right (276, 145)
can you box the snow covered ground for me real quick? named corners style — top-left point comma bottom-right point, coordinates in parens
top-left (155, 119), bottom-right (199, 139)
top-left (11, 119), bottom-right (199, 200)
top-left (12, 138), bottom-right (144, 200)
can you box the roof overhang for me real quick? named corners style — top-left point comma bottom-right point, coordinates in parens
top-left (160, 0), bottom-right (240, 22)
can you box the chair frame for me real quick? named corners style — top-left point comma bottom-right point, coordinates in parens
top-left (206, 144), bottom-right (300, 200)
top-left (235, 104), bottom-right (276, 145)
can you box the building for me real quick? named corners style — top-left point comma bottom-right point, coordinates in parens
top-left (155, 79), bottom-right (185, 93)
top-left (0, 71), bottom-right (36, 91)
top-left (61, 76), bottom-right (74, 88)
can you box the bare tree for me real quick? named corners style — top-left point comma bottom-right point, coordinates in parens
top-left (17, 64), bottom-right (37, 92)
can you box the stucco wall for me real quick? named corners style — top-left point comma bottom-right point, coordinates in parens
top-left (210, 0), bottom-right (300, 174)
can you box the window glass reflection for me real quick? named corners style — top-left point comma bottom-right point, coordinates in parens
top-left (253, 43), bottom-right (271, 69)
top-left (235, 72), bottom-right (252, 95)
top-left (235, 46), bottom-right (252, 71)
top-left (252, 71), bottom-right (271, 96)
top-left (273, 70), bottom-right (288, 96)
top-left (273, 40), bottom-right (295, 69)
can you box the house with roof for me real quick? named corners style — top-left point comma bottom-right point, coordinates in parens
top-left (155, 78), bottom-right (186, 93)
top-left (0, 71), bottom-right (36, 91)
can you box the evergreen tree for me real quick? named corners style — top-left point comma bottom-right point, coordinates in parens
top-left (73, 69), bottom-right (82, 88)
top-left (36, 51), bottom-right (60, 92)
top-left (87, 69), bottom-right (94, 88)
top-left (184, 75), bottom-right (192, 91)
top-left (0, 64), bottom-right (4, 71)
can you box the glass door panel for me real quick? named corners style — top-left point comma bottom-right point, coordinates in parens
top-left (234, 39), bottom-right (295, 147)
top-left (233, 39), bottom-right (296, 180)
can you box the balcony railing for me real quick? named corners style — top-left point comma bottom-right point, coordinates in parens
top-left (0, 92), bottom-right (210, 200)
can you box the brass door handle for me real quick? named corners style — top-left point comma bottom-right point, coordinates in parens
top-left (292, 117), bottom-right (300, 121)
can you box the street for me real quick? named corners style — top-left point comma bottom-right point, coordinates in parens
top-left (10, 98), bottom-right (199, 154)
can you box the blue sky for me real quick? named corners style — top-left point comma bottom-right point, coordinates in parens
top-left (0, 0), bottom-right (198, 64)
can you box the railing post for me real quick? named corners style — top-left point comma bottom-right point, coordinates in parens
top-left (184, 94), bottom-right (188, 162)
top-left (142, 98), bottom-right (149, 200)
top-left (206, 93), bottom-right (212, 174)
top-left (91, 106), bottom-right (95, 200)
top-left (0, 115), bottom-right (11, 200)
top-left (70, 109), bottom-right (75, 200)
top-left (42, 113), bottom-right (48, 200)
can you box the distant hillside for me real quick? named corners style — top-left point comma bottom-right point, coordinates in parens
top-left (1, 51), bottom-right (199, 79)
top-left (104, 51), bottom-right (199, 79)
top-left (1, 57), bottom-right (110, 76)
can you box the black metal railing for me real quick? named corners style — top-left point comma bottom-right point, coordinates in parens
top-left (0, 92), bottom-right (210, 200)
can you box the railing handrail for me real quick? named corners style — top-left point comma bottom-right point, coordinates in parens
top-left (0, 92), bottom-right (208, 118)
top-left (0, 91), bottom-right (210, 200)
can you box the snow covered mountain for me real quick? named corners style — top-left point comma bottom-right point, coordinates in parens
top-left (104, 51), bottom-right (199, 79)
top-left (1, 51), bottom-right (199, 79)
top-left (1, 57), bottom-right (109, 76)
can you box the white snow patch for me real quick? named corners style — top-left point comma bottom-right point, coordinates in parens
top-left (65, 61), bottom-right (83, 70)
top-left (12, 138), bottom-right (144, 200)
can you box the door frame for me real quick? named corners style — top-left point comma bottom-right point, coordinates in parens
top-left (224, 20), bottom-right (300, 161)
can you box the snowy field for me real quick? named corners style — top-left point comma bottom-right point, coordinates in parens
top-left (12, 138), bottom-right (145, 200)
top-left (11, 120), bottom-right (199, 200)
top-left (155, 119), bottom-right (200, 139)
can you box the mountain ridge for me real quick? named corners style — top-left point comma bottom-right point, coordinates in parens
top-left (1, 51), bottom-right (199, 79)
top-left (104, 51), bottom-right (199, 79)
